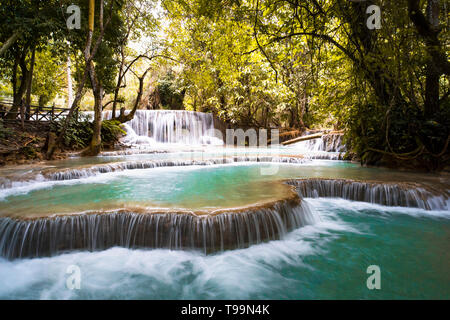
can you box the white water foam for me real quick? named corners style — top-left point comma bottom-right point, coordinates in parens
top-left (289, 138), bottom-right (325, 152)
top-left (287, 133), bottom-right (345, 160)
top-left (102, 110), bottom-right (224, 147)
top-left (0, 199), bottom-right (360, 299)
top-left (306, 198), bottom-right (450, 219)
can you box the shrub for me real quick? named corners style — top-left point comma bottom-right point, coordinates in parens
top-left (51, 114), bottom-right (126, 150)
top-left (101, 119), bottom-right (126, 146)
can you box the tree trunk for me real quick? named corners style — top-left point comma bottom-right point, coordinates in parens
top-left (289, 106), bottom-right (298, 128)
top-left (47, 0), bottom-right (114, 159)
top-left (408, 0), bottom-right (450, 117)
top-left (344, 3), bottom-right (407, 110)
top-left (46, 67), bottom-right (90, 159)
top-left (82, 56), bottom-right (103, 156)
top-left (424, 0), bottom-right (442, 117)
top-left (47, 0), bottom-right (96, 159)
top-left (25, 45), bottom-right (36, 120)
top-left (10, 55), bottom-right (18, 111)
top-left (116, 69), bottom-right (150, 123)
top-left (282, 133), bottom-right (324, 145)
top-left (84, 82), bottom-right (103, 156)
top-left (112, 50), bottom-right (125, 118)
top-left (7, 50), bottom-right (28, 120)
top-left (82, 0), bottom-right (103, 156)
top-left (0, 31), bottom-right (21, 57)
top-left (67, 57), bottom-right (73, 108)
top-left (425, 64), bottom-right (440, 116)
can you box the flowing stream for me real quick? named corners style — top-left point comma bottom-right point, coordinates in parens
top-left (0, 110), bottom-right (448, 299)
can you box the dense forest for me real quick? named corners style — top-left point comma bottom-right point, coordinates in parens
top-left (0, 0), bottom-right (448, 170)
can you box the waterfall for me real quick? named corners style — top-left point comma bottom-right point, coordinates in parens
top-left (1, 176), bottom-right (449, 259)
top-left (103, 110), bottom-right (223, 146)
top-left (289, 133), bottom-right (346, 154)
top-left (287, 179), bottom-right (449, 211)
top-left (0, 157), bottom-right (309, 190)
top-left (42, 156), bottom-right (308, 182)
top-left (322, 134), bottom-right (345, 152)
top-left (295, 138), bottom-right (325, 152)
top-left (0, 198), bottom-right (317, 259)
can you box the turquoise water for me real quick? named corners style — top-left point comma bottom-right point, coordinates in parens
top-left (0, 164), bottom-right (297, 216)
top-left (0, 154), bottom-right (449, 299)
top-left (0, 198), bottom-right (448, 299)
top-left (1, 161), bottom-right (446, 217)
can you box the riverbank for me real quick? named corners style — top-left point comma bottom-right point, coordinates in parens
top-left (1, 117), bottom-right (448, 174)
top-left (0, 121), bottom-right (52, 166)
top-left (0, 120), bottom-right (126, 166)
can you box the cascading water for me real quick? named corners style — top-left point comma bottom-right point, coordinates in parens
top-left (41, 156), bottom-right (307, 181)
top-left (0, 156), bottom-right (309, 191)
top-left (0, 197), bottom-right (318, 259)
top-left (1, 153), bottom-right (450, 300)
top-left (287, 178), bottom-right (449, 211)
top-left (288, 133), bottom-right (346, 159)
top-left (103, 110), bottom-right (224, 146)
top-left (293, 137), bottom-right (325, 152)
top-left (1, 173), bottom-right (448, 259)
top-left (1, 102), bottom-right (450, 299)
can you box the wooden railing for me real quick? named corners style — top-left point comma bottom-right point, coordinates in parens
top-left (0, 100), bottom-right (72, 123)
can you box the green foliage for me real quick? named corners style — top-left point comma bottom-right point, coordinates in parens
top-left (0, 0), bottom-right (68, 49)
top-left (51, 114), bottom-right (93, 150)
top-left (68, 0), bottom-right (127, 95)
top-left (101, 119), bottom-right (126, 146)
top-left (51, 115), bottom-right (125, 150)
top-left (163, 0), bottom-right (449, 169)
top-left (156, 71), bottom-right (186, 110)
top-left (32, 48), bottom-right (66, 107)
top-left (0, 0), bottom-right (447, 169)
top-left (164, 2), bottom-right (300, 127)
top-left (0, 0), bottom-right (70, 110)
top-left (21, 145), bottom-right (38, 160)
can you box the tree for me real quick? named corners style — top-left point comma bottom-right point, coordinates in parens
top-left (32, 48), bottom-right (66, 108)
top-left (47, 0), bottom-right (118, 158)
top-left (108, 0), bottom-right (160, 118)
top-left (163, 0), bottom-right (298, 128)
top-left (227, 0), bottom-right (449, 170)
top-left (161, 0), bottom-right (448, 170)
top-left (0, 0), bottom-right (68, 119)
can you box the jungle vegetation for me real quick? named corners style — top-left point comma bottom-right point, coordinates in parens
top-left (0, 0), bottom-right (448, 170)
